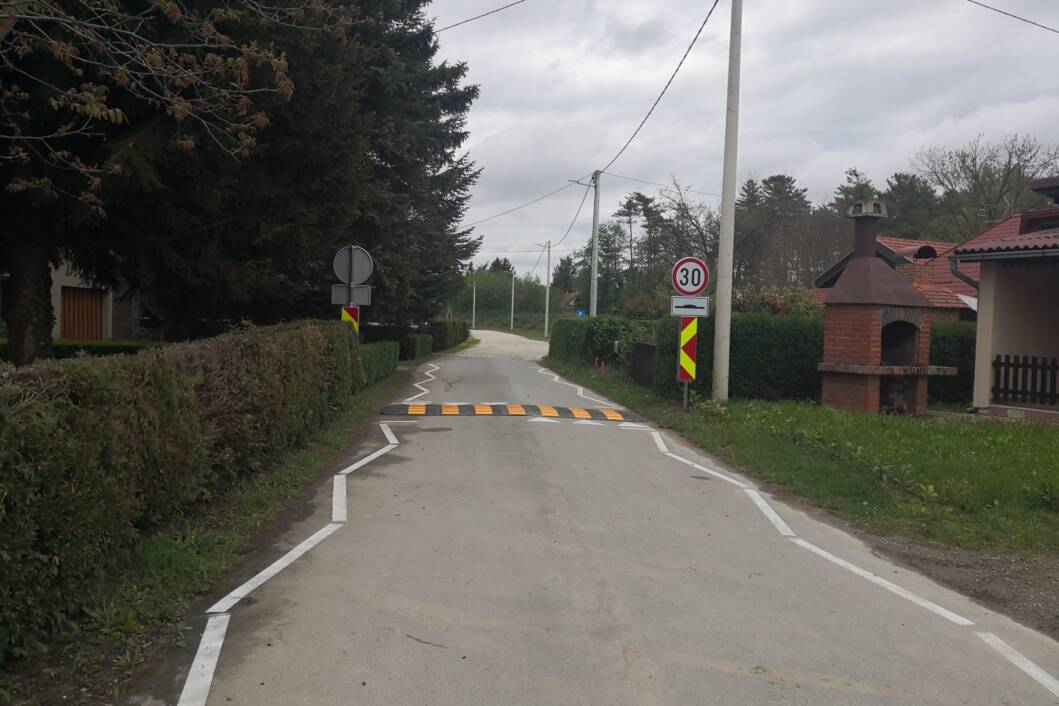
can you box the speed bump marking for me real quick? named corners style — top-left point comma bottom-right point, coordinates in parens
top-left (380, 404), bottom-right (642, 423)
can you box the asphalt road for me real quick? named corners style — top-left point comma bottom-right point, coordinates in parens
top-left (163, 330), bottom-right (1059, 705)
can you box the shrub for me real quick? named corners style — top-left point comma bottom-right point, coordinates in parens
top-left (361, 342), bottom-right (400, 384)
top-left (0, 338), bottom-right (164, 362)
top-left (0, 322), bottom-right (374, 662)
top-left (549, 319), bottom-right (591, 361)
top-left (930, 320), bottom-right (976, 404)
top-left (404, 333), bottom-right (433, 360)
top-left (655, 313), bottom-right (824, 401)
top-left (428, 320), bottom-right (470, 351)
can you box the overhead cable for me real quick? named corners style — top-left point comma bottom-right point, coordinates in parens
top-left (964, 0), bottom-right (1059, 35)
top-left (598, 0), bottom-right (722, 173)
top-left (437, 0), bottom-right (533, 33)
top-left (603, 171), bottom-right (721, 197)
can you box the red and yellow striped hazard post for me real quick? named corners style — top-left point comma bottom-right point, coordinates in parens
top-left (678, 316), bottom-right (697, 408)
top-left (341, 306), bottom-right (360, 335)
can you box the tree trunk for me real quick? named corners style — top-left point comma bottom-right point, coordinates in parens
top-left (3, 239), bottom-right (53, 364)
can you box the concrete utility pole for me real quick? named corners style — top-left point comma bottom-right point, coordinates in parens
top-left (712, 0), bottom-right (743, 402)
top-left (543, 241), bottom-right (551, 337)
top-left (471, 280), bottom-right (477, 329)
top-left (589, 170), bottom-right (601, 317)
top-left (510, 273), bottom-right (515, 331)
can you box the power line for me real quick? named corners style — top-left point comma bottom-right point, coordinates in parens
top-left (599, 0), bottom-right (722, 173)
top-left (554, 184), bottom-right (593, 247)
top-left (436, 0), bottom-right (533, 33)
top-left (525, 243), bottom-right (547, 278)
top-left (964, 0), bottom-right (1059, 35)
top-left (603, 171), bottom-right (721, 197)
top-left (463, 181), bottom-right (580, 228)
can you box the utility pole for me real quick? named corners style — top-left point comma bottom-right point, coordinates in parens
top-left (544, 241), bottom-right (551, 337)
top-left (510, 272), bottom-right (515, 331)
top-left (589, 170), bottom-right (601, 317)
top-left (712, 0), bottom-right (742, 402)
top-left (471, 280), bottom-right (477, 329)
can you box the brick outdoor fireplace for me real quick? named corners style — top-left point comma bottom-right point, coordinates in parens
top-left (819, 201), bottom-right (956, 415)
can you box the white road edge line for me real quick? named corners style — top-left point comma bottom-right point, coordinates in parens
top-left (177, 613), bottom-right (231, 706)
top-left (207, 523), bottom-right (342, 614)
top-left (536, 367), bottom-right (609, 406)
top-left (332, 475), bottom-right (347, 523)
top-left (791, 538), bottom-right (974, 626)
top-left (651, 431), bottom-right (669, 454)
top-left (664, 452), bottom-right (749, 488)
top-left (340, 444), bottom-right (397, 475)
top-left (380, 423), bottom-right (398, 445)
top-left (744, 489), bottom-right (796, 537)
top-left (403, 363), bottom-right (440, 403)
top-left (977, 632), bottom-right (1059, 699)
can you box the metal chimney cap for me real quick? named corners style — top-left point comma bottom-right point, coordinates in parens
top-left (847, 200), bottom-right (888, 219)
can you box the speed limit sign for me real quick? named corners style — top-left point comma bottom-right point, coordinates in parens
top-left (671, 257), bottom-right (710, 296)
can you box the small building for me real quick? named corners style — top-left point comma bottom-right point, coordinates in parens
top-left (50, 262), bottom-right (139, 340)
top-left (951, 178), bottom-right (1059, 423)
top-left (814, 237), bottom-right (978, 321)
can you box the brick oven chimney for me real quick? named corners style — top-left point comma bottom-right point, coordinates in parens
top-left (825, 200), bottom-right (932, 308)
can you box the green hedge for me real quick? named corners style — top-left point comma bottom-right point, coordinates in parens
top-left (0, 322), bottom-right (393, 662)
top-left (550, 317), bottom-right (663, 366)
top-left (361, 341), bottom-right (400, 384)
top-left (0, 338), bottom-right (164, 362)
top-left (655, 313), bottom-right (824, 401)
top-left (405, 333), bottom-right (433, 360)
top-left (428, 320), bottom-right (470, 351)
top-left (930, 320), bottom-right (976, 404)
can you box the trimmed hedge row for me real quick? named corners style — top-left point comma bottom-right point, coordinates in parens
top-left (929, 320), bottom-right (977, 404)
top-left (428, 320), bottom-right (470, 351)
top-left (655, 313), bottom-right (824, 401)
top-left (361, 342), bottom-right (400, 384)
top-left (0, 322), bottom-right (391, 662)
top-left (548, 317), bottom-right (652, 365)
top-left (0, 338), bottom-right (164, 362)
top-left (405, 334), bottom-right (433, 360)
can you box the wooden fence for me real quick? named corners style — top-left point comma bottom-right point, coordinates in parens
top-left (992, 354), bottom-right (1059, 407)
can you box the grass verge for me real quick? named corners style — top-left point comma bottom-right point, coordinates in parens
top-left (0, 369), bottom-right (410, 706)
top-left (546, 358), bottom-right (1059, 554)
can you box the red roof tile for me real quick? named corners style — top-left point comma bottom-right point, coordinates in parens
top-left (955, 227), bottom-right (1059, 255)
top-left (911, 283), bottom-right (968, 309)
top-left (877, 236), bottom-right (954, 258)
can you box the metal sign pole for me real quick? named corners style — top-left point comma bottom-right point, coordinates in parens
top-left (346, 244), bottom-right (354, 307)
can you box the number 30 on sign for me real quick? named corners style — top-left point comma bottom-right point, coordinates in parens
top-left (671, 257), bottom-right (709, 296)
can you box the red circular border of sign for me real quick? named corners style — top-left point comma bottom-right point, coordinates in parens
top-left (671, 257), bottom-right (710, 296)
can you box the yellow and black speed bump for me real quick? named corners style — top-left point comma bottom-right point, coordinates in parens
top-left (380, 403), bottom-right (643, 423)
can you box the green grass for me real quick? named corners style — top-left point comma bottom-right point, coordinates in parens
top-left (546, 358), bottom-right (1059, 554)
top-left (1, 369), bottom-right (410, 705)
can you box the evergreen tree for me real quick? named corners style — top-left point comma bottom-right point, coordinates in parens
top-left (551, 256), bottom-right (577, 292)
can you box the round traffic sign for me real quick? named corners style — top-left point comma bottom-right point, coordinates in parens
top-left (671, 257), bottom-right (709, 296)
top-left (333, 245), bottom-right (373, 285)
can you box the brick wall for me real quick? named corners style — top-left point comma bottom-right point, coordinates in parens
top-left (823, 304), bottom-right (881, 366)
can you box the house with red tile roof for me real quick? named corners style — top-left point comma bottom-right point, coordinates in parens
top-left (813, 236), bottom-right (977, 321)
top-left (950, 177), bottom-right (1059, 423)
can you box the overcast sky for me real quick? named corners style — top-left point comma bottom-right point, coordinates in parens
top-left (431, 0), bottom-right (1059, 276)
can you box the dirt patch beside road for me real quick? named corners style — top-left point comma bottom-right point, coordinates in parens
top-left (868, 536), bottom-right (1059, 641)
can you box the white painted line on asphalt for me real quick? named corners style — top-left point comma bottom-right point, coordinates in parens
top-left (618, 422), bottom-right (650, 430)
top-left (332, 475), bottom-right (347, 523)
top-left (977, 632), bottom-right (1059, 699)
top-left (537, 367), bottom-right (609, 406)
top-left (529, 417), bottom-right (562, 424)
top-left (573, 419), bottom-right (604, 426)
top-left (664, 452), bottom-right (749, 489)
top-left (340, 444), bottom-right (397, 475)
top-left (790, 538), bottom-right (975, 626)
top-left (207, 524), bottom-right (342, 614)
top-left (744, 489), bottom-right (796, 537)
top-left (380, 423), bottom-right (399, 445)
top-left (403, 363), bottom-right (440, 403)
top-left (651, 431), bottom-right (669, 454)
top-left (177, 613), bottom-right (231, 706)
top-left (384, 420), bottom-right (419, 424)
